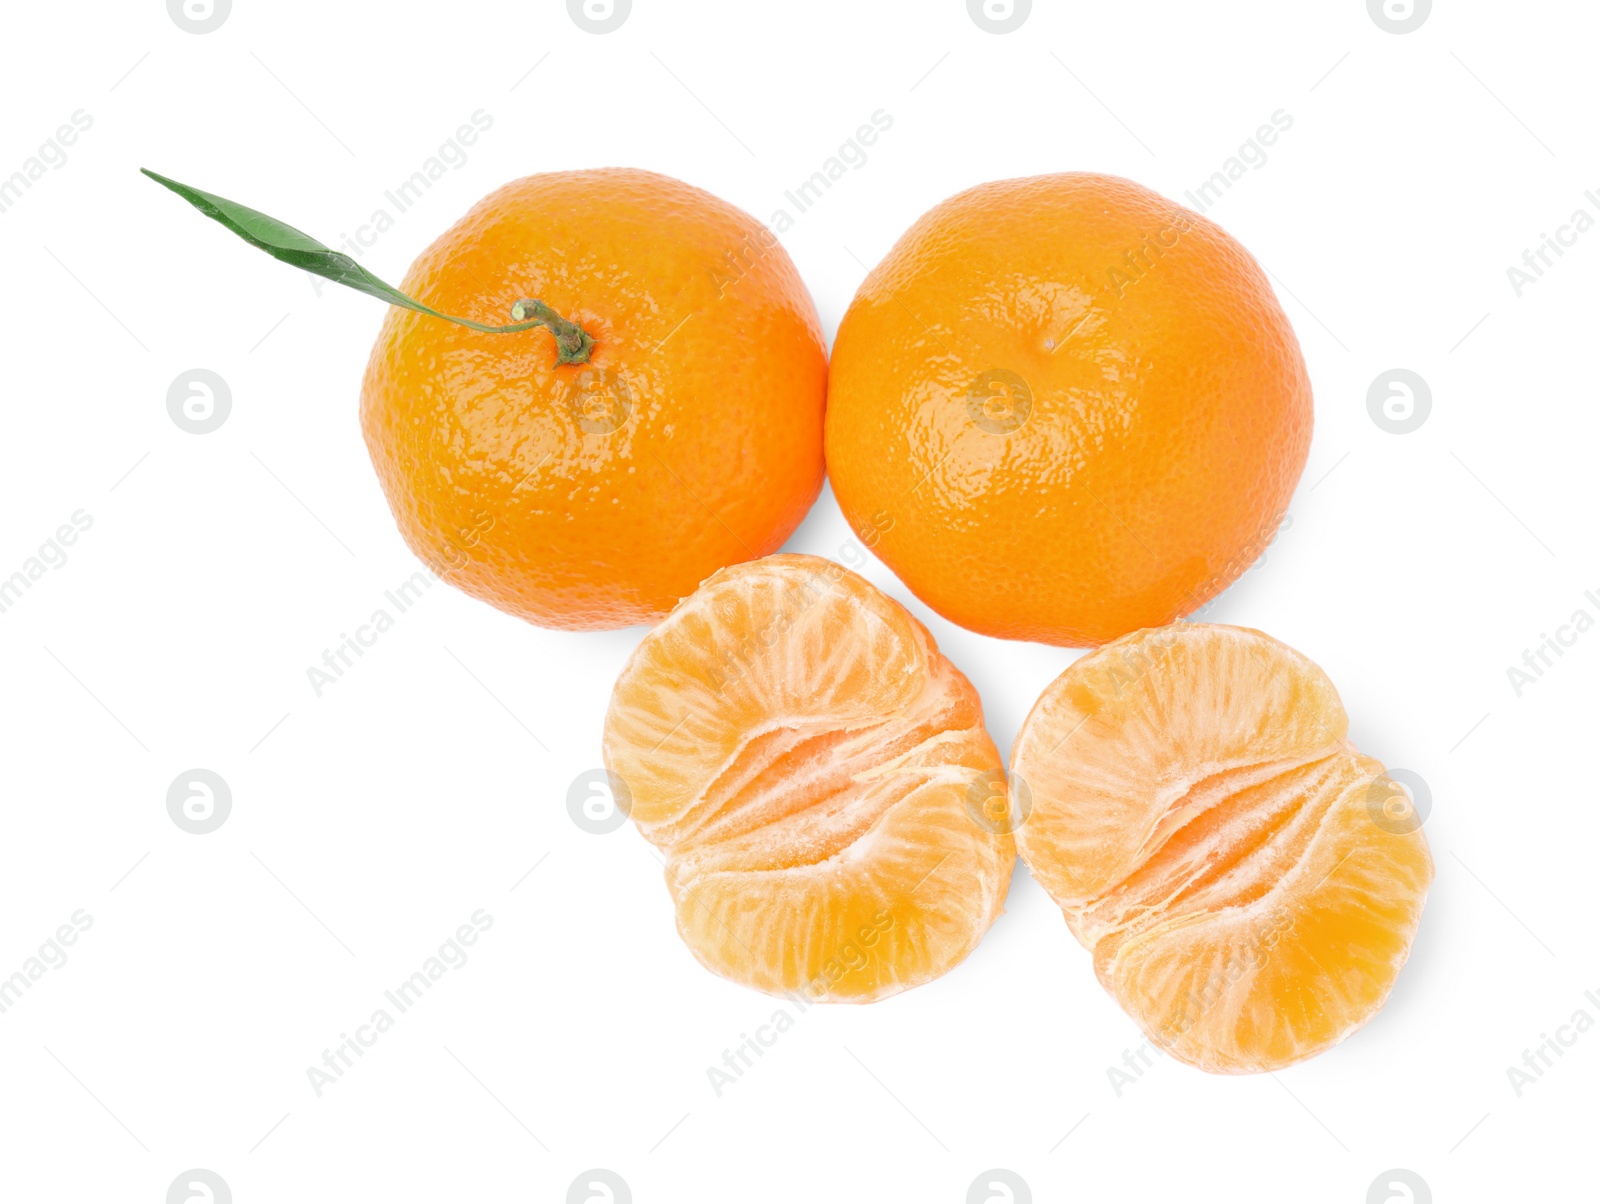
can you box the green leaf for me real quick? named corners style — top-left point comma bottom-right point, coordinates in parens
top-left (140, 168), bottom-right (596, 360)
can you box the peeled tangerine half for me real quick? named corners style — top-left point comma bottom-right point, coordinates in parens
top-left (603, 554), bottom-right (1014, 1002)
top-left (1012, 624), bottom-right (1433, 1073)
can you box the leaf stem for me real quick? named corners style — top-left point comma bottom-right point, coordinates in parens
top-left (510, 299), bottom-right (596, 364)
top-left (141, 167), bottom-right (595, 363)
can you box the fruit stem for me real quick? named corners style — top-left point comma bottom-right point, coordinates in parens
top-left (511, 299), bottom-right (595, 365)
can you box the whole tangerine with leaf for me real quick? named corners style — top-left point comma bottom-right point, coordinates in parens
top-left (146, 166), bottom-right (827, 629)
top-left (825, 172), bottom-right (1312, 647)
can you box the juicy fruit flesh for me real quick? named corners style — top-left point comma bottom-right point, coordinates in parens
top-left (1012, 624), bottom-right (1433, 1073)
top-left (603, 555), bottom-right (1014, 1002)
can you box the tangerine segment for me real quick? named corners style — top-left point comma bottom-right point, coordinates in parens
top-left (603, 554), bottom-right (1014, 1002)
top-left (1011, 625), bottom-right (1432, 1073)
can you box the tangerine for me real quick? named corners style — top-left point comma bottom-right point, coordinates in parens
top-left (1010, 623), bottom-right (1432, 1072)
top-left (825, 173), bottom-right (1311, 647)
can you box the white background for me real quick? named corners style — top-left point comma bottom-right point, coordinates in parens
top-left (0, 1), bottom-right (1594, 1201)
